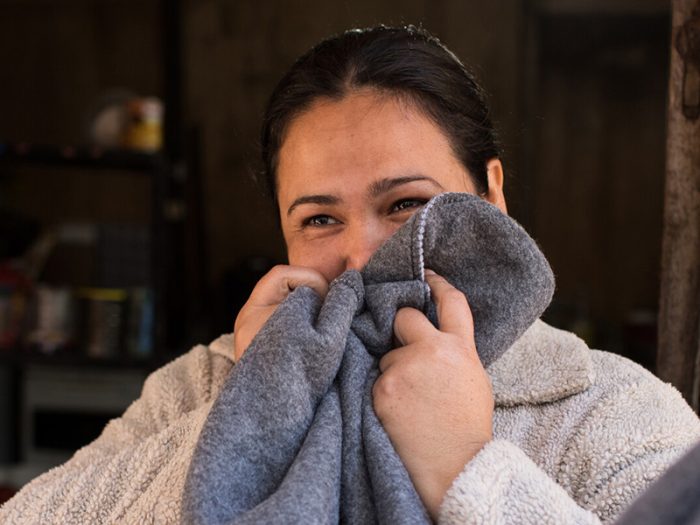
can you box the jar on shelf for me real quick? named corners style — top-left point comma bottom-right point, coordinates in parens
top-left (76, 288), bottom-right (128, 360)
top-left (25, 285), bottom-right (75, 354)
top-left (122, 97), bottom-right (164, 152)
top-left (0, 262), bottom-right (31, 351)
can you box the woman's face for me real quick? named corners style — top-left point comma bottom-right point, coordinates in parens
top-left (276, 89), bottom-right (506, 283)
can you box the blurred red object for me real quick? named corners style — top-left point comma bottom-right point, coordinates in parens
top-left (0, 261), bottom-right (31, 350)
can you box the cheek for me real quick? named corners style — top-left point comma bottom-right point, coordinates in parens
top-left (286, 239), bottom-right (346, 283)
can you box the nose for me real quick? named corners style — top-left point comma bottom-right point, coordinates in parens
top-left (343, 221), bottom-right (388, 272)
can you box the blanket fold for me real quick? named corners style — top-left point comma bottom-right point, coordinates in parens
top-left (183, 192), bottom-right (555, 524)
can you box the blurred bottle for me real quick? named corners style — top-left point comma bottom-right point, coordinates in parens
top-left (122, 97), bottom-right (163, 152)
top-left (25, 285), bottom-right (75, 354)
top-left (126, 287), bottom-right (153, 359)
top-left (76, 288), bottom-right (127, 360)
top-left (0, 262), bottom-right (31, 350)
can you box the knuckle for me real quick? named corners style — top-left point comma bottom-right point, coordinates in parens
top-left (402, 359), bottom-right (424, 381)
top-left (372, 378), bottom-right (398, 421)
top-left (374, 371), bottom-right (399, 400)
top-left (424, 342), bottom-right (444, 361)
top-left (267, 264), bottom-right (288, 280)
top-left (271, 264), bottom-right (288, 273)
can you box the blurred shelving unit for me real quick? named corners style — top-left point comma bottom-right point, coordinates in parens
top-left (0, 0), bottom-right (197, 490)
top-left (0, 142), bottom-right (183, 367)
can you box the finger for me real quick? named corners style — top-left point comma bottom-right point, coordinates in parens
top-left (393, 307), bottom-right (435, 346)
top-left (233, 266), bottom-right (328, 360)
top-left (378, 344), bottom-right (414, 373)
top-left (283, 267), bottom-right (329, 299)
top-left (425, 270), bottom-right (474, 342)
top-left (252, 265), bottom-right (329, 306)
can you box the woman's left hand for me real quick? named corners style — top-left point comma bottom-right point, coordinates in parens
top-left (372, 270), bottom-right (494, 520)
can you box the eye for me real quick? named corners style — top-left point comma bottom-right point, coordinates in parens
top-left (391, 198), bottom-right (427, 213)
top-left (304, 215), bottom-right (341, 227)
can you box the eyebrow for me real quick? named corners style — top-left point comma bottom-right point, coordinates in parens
top-left (287, 194), bottom-right (340, 216)
top-left (286, 174), bottom-right (444, 216)
top-left (368, 175), bottom-right (444, 197)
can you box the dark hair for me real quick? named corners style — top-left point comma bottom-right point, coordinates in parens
top-left (260, 25), bottom-right (500, 204)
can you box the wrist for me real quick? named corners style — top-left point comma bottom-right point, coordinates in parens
top-left (422, 438), bottom-right (492, 520)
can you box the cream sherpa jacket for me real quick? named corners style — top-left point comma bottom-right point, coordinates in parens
top-left (1, 320), bottom-right (699, 524)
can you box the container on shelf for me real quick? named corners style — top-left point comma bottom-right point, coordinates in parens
top-left (122, 97), bottom-right (164, 152)
top-left (25, 285), bottom-right (75, 354)
top-left (0, 262), bottom-right (31, 351)
top-left (76, 288), bottom-right (128, 360)
top-left (126, 287), bottom-right (154, 359)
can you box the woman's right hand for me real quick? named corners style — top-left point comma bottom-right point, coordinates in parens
top-left (233, 265), bottom-right (329, 361)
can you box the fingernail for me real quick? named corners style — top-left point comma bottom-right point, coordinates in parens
top-left (424, 269), bottom-right (436, 276)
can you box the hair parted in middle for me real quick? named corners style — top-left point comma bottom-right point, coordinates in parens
top-left (259, 25), bottom-right (501, 207)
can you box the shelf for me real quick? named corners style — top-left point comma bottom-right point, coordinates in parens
top-left (0, 142), bottom-right (164, 173)
top-left (0, 346), bottom-right (164, 371)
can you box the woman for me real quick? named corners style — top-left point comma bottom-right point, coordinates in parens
top-left (2, 25), bottom-right (698, 524)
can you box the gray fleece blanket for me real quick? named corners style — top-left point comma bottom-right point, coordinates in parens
top-left (183, 192), bottom-right (555, 524)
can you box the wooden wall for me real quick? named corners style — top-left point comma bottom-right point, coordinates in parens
top-left (529, 11), bottom-right (669, 362)
top-left (0, 0), bottom-right (162, 145)
top-left (182, 0), bottom-right (525, 285)
top-left (0, 1), bottom-right (160, 228)
top-left (0, 0), bottom-right (673, 363)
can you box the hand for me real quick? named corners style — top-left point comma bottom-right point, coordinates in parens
top-left (233, 265), bottom-right (329, 361)
top-left (372, 270), bottom-right (494, 520)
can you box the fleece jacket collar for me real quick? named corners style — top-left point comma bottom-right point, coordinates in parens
top-left (487, 319), bottom-right (595, 407)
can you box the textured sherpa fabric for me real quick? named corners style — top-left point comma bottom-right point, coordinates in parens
top-left (2, 324), bottom-right (699, 523)
top-left (182, 193), bottom-right (555, 524)
top-left (438, 327), bottom-right (700, 524)
top-left (614, 439), bottom-right (700, 525)
top-left (3, 195), bottom-right (700, 524)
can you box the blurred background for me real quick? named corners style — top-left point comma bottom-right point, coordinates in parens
top-left (0, 0), bottom-right (671, 501)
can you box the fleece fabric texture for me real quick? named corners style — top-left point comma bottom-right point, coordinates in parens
top-left (1, 326), bottom-right (699, 523)
top-left (1, 196), bottom-right (699, 524)
top-left (614, 438), bottom-right (700, 525)
top-left (182, 193), bottom-right (556, 524)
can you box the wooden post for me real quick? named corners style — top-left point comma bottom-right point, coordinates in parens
top-left (657, 0), bottom-right (700, 409)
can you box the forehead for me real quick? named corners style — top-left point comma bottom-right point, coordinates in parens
top-left (276, 90), bottom-right (466, 200)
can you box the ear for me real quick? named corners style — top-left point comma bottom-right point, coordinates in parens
top-left (484, 158), bottom-right (508, 214)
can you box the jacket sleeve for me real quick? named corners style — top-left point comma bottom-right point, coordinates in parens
top-left (0, 343), bottom-right (234, 525)
top-left (438, 355), bottom-right (700, 525)
top-left (439, 440), bottom-right (599, 524)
